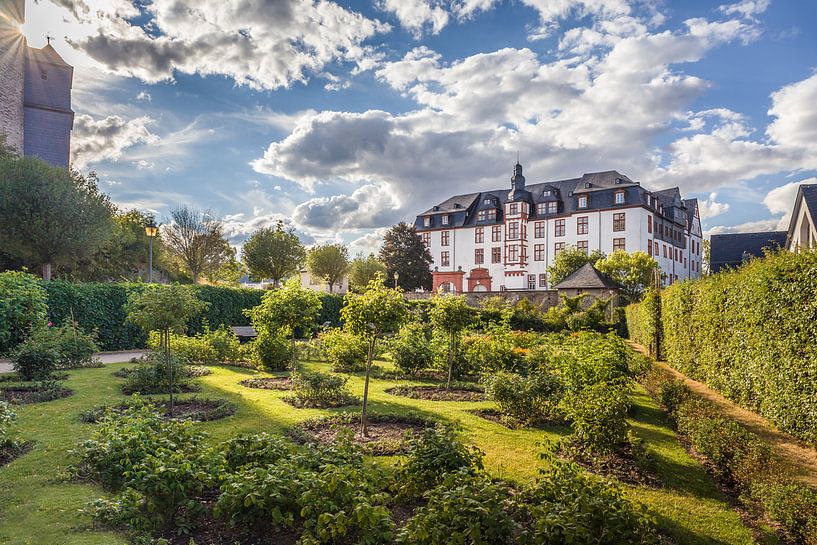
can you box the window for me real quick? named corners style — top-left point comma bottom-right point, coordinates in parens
top-left (537, 203), bottom-right (547, 215)
top-left (475, 227), bottom-right (484, 243)
top-left (509, 203), bottom-right (518, 215)
top-left (555, 219), bottom-right (565, 237)
top-left (613, 212), bottom-right (625, 232)
top-left (508, 245), bottom-right (519, 262)
top-left (508, 222), bottom-right (519, 240)
top-left (615, 191), bottom-right (625, 205)
top-left (554, 242), bottom-right (565, 254)
top-left (539, 273), bottom-right (547, 287)
top-left (441, 251), bottom-right (449, 267)
top-left (422, 233), bottom-right (430, 247)
top-left (41, 70), bottom-right (48, 80)
top-left (483, 198), bottom-right (492, 205)
top-left (528, 275), bottom-right (536, 289)
top-left (648, 215), bottom-right (652, 234)
top-left (441, 231), bottom-right (450, 246)
top-left (491, 247), bottom-right (501, 263)
top-left (534, 244), bottom-right (545, 261)
top-left (475, 248), bottom-right (484, 264)
top-left (663, 245), bottom-right (667, 258)
top-left (487, 209), bottom-right (497, 220)
top-left (578, 195), bottom-right (588, 208)
top-left (492, 225), bottom-right (502, 242)
top-left (423, 217), bottom-right (431, 228)
top-left (647, 240), bottom-right (652, 255)
top-left (442, 215), bottom-right (450, 226)
top-left (654, 243), bottom-right (659, 256)
top-left (613, 238), bottom-right (625, 251)
top-left (577, 216), bottom-right (589, 235)
top-left (478, 210), bottom-right (486, 221)
top-left (534, 222), bottom-right (545, 238)
top-left (548, 201), bottom-right (557, 214)
top-left (577, 240), bottom-right (589, 255)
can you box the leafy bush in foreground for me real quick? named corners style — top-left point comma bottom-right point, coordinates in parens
top-left (319, 327), bottom-right (369, 372)
top-left (389, 321), bottom-right (433, 376)
top-left (485, 370), bottom-right (563, 426)
top-left (121, 353), bottom-right (199, 395)
top-left (0, 270), bottom-right (47, 355)
top-left (560, 382), bottom-right (630, 455)
top-left (0, 401), bottom-right (17, 447)
top-left (287, 370), bottom-right (358, 408)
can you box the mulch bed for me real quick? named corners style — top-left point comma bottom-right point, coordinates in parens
top-left (240, 377), bottom-right (293, 390)
top-left (468, 408), bottom-right (568, 430)
top-left (290, 412), bottom-right (438, 455)
top-left (121, 382), bottom-right (202, 395)
top-left (386, 385), bottom-right (486, 402)
top-left (281, 395), bottom-right (360, 409)
top-left (375, 369), bottom-right (480, 383)
top-left (80, 397), bottom-right (236, 423)
top-left (0, 385), bottom-right (73, 404)
top-left (557, 441), bottom-right (661, 487)
top-left (0, 441), bottom-right (34, 467)
top-left (0, 373), bottom-right (68, 383)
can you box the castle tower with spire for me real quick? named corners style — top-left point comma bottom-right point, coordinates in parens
top-left (0, 0), bottom-right (74, 167)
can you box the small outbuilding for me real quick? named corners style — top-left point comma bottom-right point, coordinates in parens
top-left (553, 263), bottom-right (621, 305)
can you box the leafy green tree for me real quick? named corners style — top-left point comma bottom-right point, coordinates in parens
top-left (429, 295), bottom-right (473, 390)
top-left (246, 277), bottom-right (322, 370)
top-left (546, 246), bottom-right (605, 286)
top-left (0, 270), bottom-right (48, 354)
top-left (242, 221), bottom-right (305, 287)
top-left (379, 222), bottom-right (432, 291)
top-left (162, 206), bottom-right (231, 284)
top-left (203, 245), bottom-right (246, 286)
top-left (306, 243), bottom-right (349, 293)
top-left (595, 250), bottom-right (659, 302)
top-left (126, 285), bottom-right (208, 416)
top-left (702, 239), bottom-right (711, 275)
top-left (0, 156), bottom-right (114, 280)
top-left (348, 253), bottom-right (387, 292)
top-left (341, 274), bottom-right (407, 435)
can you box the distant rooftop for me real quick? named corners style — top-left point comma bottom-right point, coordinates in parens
top-left (709, 231), bottom-right (787, 273)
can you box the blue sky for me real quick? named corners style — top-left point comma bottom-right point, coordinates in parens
top-left (20, 0), bottom-right (817, 253)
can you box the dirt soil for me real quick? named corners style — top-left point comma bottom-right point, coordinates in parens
top-left (385, 386), bottom-right (486, 402)
top-left (307, 420), bottom-right (426, 447)
top-left (239, 377), bottom-right (293, 390)
top-left (163, 400), bottom-right (235, 421)
top-left (629, 341), bottom-right (817, 487)
top-left (0, 386), bottom-right (73, 404)
top-left (0, 441), bottom-right (34, 468)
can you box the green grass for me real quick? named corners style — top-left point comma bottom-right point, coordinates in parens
top-left (0, 359), bottom-right (761, 545)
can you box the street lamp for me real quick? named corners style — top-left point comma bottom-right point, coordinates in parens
top-left (145, 221), bottom-right (158, 283)
top-left (393, 271), bottom-right (400, 289)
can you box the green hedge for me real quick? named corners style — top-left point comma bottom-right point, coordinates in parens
top-left (624, 289), bottom-right (661, 358)
top-left (626, 250), bottom-right (817, 443)
top-left (43, 282), bottom-right (345, 352)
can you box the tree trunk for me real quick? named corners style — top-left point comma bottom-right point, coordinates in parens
top-left (290, 331), bottom-right (297, 371)
top-left (328, 282), bottom-right (334, 294)
top-left (192, 270), bottom-right (200, 284)
top-left (165, 329), bottom-right (174, 418)
top-left (360, 337), bottom-right (376, 437)
top-left (446, 331), bottom-right (454, 391)
top-left (42, 262), bottom-right (52, 281)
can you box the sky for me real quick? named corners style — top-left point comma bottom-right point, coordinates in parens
top-left (18, 0), bottom-right (817, 253)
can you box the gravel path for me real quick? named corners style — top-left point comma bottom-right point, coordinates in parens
top-left (0, 350), bottom-right (148, 374)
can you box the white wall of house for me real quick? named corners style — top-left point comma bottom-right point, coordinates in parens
top-left (788, 203), bottom-right (816, 251)
top-left (299, 270), bottom-right (349, 294)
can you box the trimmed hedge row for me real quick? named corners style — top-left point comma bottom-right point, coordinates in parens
top-left (626, 250), bottom-right (817, 443)
top-left (44, 282), bottom-right (344, 352)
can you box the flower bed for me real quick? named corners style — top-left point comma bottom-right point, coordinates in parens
top-left (385, 384), bottom-right (486, 402)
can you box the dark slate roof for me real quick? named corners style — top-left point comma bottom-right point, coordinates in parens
top-left (709, 231), bottom-right (787, 273)
top-left (786, 184), bottom-right (817, 244)
top-left (553, 263), bottom-right (621, 290)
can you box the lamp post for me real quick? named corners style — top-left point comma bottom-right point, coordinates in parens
top-left (393, 271), bottom-right (400, 289)
top-left (145, 221), bottom-right (158, 283)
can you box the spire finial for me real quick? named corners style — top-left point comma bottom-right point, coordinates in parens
top-left (46, 33), bottom-right (53, 46)
top-left (516, 150), bottom-right (520, 164)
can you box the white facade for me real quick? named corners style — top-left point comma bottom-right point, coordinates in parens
top-left (299, 270), bottom-right (349, 294)
top-left (787, 190), bottom-right (817, 251)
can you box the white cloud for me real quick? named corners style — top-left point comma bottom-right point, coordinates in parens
top-left (767, 73), bottom-right (817, 152)
top-left (705, 218), bottom-right (780, 236)
top-left (71, 114), bottom-right (158, 169)
top-left (135, 90), bottom-right (151, 102)
top-left (49, 0), bottom-right (389, 90)
top-left (349, 228), bottom-right (389, 255)
top-left (293, 184), bottom-right (402, 230)
top-left (698, 192), bottom-right (730, 219)
top-left (378, 0), bottom-right (449, 37)
top-left (719, 0), bottom-right (771, 20)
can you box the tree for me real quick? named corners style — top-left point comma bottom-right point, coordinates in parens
top-left (546, 247), bottom-right (605, 286)
top-left (379, 222), bottom-right (433, 291)
top-left (306, 243), bottom-right (349, 293)
top-left (595, 250), bottom-right (660, 302)
top-left (0, 156), bottom-right (114, 280)
top-left (348, 253), bottom-right (387, 292)
top-left (246, 277), bottom-right (322, 370)
top-left (429, 295), bottom-right (473, 390)
top-left (162, 206), bottom-right (231, 284)
top-left (341, 274), bottom-right (407, 436)
top-left (126, 285), bottom-right (207, 416)
top-left (242, 222), bottom-right (305, 287)
top-left (702, 239), bottom-right (711, 275)
top-left (203, 248), bottom-right (246, 286)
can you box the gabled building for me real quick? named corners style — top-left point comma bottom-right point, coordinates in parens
top-left (415, 163), bottom-right (703, 293)
top-left (787, 184), bottom-right (817, 251)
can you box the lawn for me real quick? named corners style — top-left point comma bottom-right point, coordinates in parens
top-left (0, 358), bottom-right (764, 545)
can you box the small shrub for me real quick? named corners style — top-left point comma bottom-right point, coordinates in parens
top-left (204, 325), bottom-right (242, 363)
top-left (0, 401), bottom-right (17, 446)
top-left (287, 370), bottom-right (358, 408)
top-left (54, 321), bottom-right (98, 369)
top-left (396, 470), bottom-right (517, 545)
top-left (485, 371), bottom-right (563, 426)
top-left (149, 331), bottom-right (216, 365)
top-left (460, 325), bottom-right (523, 375)
top-left (11, 327), bottom-right (61, 381)
top-left (397, 425), bottom-right (484, 496)
top-left (319, 327), bottom-right (368, 372)
top-left (248, 330), bottom-right (292, 371)
top-left (560, 382), bottom-right (630, 455)
top-left (121, 353), bottom-right (199, 395)
top-left (750, 480), bottom-right (817, 545)
top-left (520, 459), bottom-right (657, 544)
top-left (390, 322), bottom-right (433, 376)
top-left (219, 432), bottom-right (293, 469)
top-left (0, 270), bottom-right (48, 355)
top-left (296, 337), bottom-right (324, 361)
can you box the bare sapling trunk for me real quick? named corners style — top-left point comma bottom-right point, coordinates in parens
top-left (360, 337), bottom-right (376, 437)
top-left (165, 329), bottom-right (174, 417)
top-left (290, 331), bottom-right (297, 371)
top-left (446, 330), bottom-right (454, 391)
top-left (42, 262), bottom-right (52, 281)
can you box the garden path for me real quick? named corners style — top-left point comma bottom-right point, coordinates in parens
top-left (0, 350), bottom-right (148, 374)
top-left (629, 341), bottom-right (817, 487)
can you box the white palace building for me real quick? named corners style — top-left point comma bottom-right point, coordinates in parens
top-left (414, 163), bottom-right (703, 293)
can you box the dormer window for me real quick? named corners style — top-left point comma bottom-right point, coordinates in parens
top-left (441, 215), bottom-right (449, 226)
top-left (578, 195), bottom-right (588, 208)
top-left (423, 217), bottom-right (431, 228)
top-left (536, 203), bottom-right (546, 215)
top-left (483, 198), bottom-right (492, 205)
top-left (547, 202), bottom-right (557, 214)
top-left (543, 190), bottom-right (551, 196)
top-left (509, 203), bottom-right (518, 214)
top-left (615, 190), bottom-right (625, 205)
top-left (487, 209), bottom-right (497, 220)
top-left (478, 210), bottom-right (486, 221)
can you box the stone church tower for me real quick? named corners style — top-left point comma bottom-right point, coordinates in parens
top-left (0, 0), bottom-right (74, 167)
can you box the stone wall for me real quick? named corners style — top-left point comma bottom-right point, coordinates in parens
top-left (0, 15), bottom-right (25, 153)
top-left (405, 290), bottom-right (561, 309)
